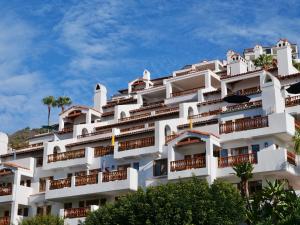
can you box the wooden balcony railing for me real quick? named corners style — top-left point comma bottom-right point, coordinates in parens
top-left (119, 112), bottom-right (151, 122)
top-left (155, 106), bottom-right (179, 115)
top-left (218, 153), bottom-right (257, 167)
top-left (50, 178), bottom-right (71, 190)
top-left (229, 86), bottom-right (261, 96)
top-left (0, 217), bottom-right (10, 225)
top-left (165, 134), bottom-right (179, 143)
top-left (120, 124), bottom-right (145, 133)
top-left (75, 174), bottom-right (98, 186)
top-left (170, 86), bottom-right (204, 98)
top-left (285, 96), bottom-right (300, 107)
top-left (219, 116), bottom-right (268, 134)
top-left (222, 100), bottom-right (262, 113)
top-left (0, 186), bottom-right (12, 196)
top-left (0, 169), bottom-right (12, 176)
top-left (189, 109), bottom-right (221, 119)
top-left (287, 151), bottom-right (297, 166)
top-left (198, 98), bottom-right (223, 106)
top-left (77, 129), bottom-right (112, 138)
top-left (119, 136), bottom-right (155, 151)
top-left (170, 157), bottom-right (206, 172)
top-left (48, 149), bottom-right (85, 163)
top-left (102, 170), bottom-right (127, 182)
top-left (64, 207), bottom-right (90, 218)
top-left (94, 146), bottom-right (114, 157)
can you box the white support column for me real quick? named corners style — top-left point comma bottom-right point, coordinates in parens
top-left (11, 170), bottom-right (21, 225)
top-left (166, 82), bottom-right (172, 98)
top-left (205, 72), bottom-right (211, 89)
top-left (59, 117), bottom-right (64, 131)
top-left (221, 81), bottom-right (227, 99)
top-left (205, 139), bottom-right (216, 185)
top-left (86, 110), bottom-right (92, 124)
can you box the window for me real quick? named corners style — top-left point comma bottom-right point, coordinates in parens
top-left (26, 180), bottom-right (31, 187)
top-left (37, 207), bottom-right (43, 215)
top-left (117, 164), bottom-right (130, 171)
top-left (64, 203), bottom-right (72, 209)
top-left (67, 173), bottom-right (73, 178)
top-left (75, 171), bottom-right (87, 177)
top-left (133, 162), bottom-right (139, 171)
top-left (153, 159), bottom-right (168, 177)
top-left (4, 211), bottom-right (9, 217)
top-left (249, 180), bottom-right (262, 195)
top-left (39, 178), bottom-right (46, 192)
top-left (220, 149), bottom-right (228, 157)
top-left (18, 208), bottom-right (22, 216)
top-left (20, 180), bottom-right (25, 186)
top-left (79, 201), bottom-right (85, 208)
top-left (46, 205), bottom-right (51, 215)
top-left (265, 48), bottom-right (272, 54)
top-left (251, 145), bottom-right (260, 153)
top-left (86, 199), bottom-right (99, 207)
top-left (100, 198), bottom-right (107, 206)
top-left (23, 208), bottom-right (29, 217)
top-left (36, 157), bottom-right (43, 167)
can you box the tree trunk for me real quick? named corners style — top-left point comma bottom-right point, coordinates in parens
top-left (47, 106), bottom-right (51, 126)
top-left (61, 106), bottom-right (64, 112)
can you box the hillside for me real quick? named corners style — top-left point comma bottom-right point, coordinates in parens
top-left (9, 126), bottom-right (56, 150)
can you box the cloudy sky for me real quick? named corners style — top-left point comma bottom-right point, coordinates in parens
top-left (0, 0), bottom-right (299, 133)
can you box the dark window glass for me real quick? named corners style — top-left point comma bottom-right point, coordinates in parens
top-left (64, 203), bottom-right (72, 209)
top-left (133, 162), bottom-right (139, 171)
top-left (220, 149), bottom-right (228, 157)
top-left (153, 159), bottom-right (168, 177)
top-left (251, 145), bottom-right (260, 153)
top-left (86, 199), bottom-right (99, 207)
top-left (46, 205), bottom-right (51, 215)
top-left (79, 201), bottom-right (85, 208)
top-left (23, 208), bottom-right (29, 217)
top-left (18, 208), bottom-right (22, 216)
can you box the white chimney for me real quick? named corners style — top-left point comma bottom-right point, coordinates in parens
top-left (254, 45), bottom-right (263, 59)
top-left (276, 39), bottom-right (298, 76)
top-left (227, 53), bottom-right (248, 76)
top-left (94, 83), bottom-right (107, 113)
top-left (0, 132), bottom-right (8, 156)
top-left (143, 69), bottom-right (150, 80)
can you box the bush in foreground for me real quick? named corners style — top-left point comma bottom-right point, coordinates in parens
top-left (19, 215), bottom-right (64, 225)
top-left (85, 178), bottom-right (245, 225)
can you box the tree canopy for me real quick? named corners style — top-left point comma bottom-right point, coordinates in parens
top-left (19, 215), bottom-right (64, 225)
top-left (84, 178), bottom-right (246, 225)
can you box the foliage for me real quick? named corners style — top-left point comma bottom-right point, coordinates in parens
top-left (293, 128), bottom-right (300, 154)
top-left (254, 54), bottom-right (273, 69)
top-left (55, 96), bottom-right (72, 112)
top-left (84, 178), bottom-right (245, 225)
top-left (9, 127), bottom-right (51, 149)
top-left (293, 59), bottom-right (300, 71)
top-left (249, 180), bottom-right (300, 225)
top-left (233, 162), bottom-right (254, 198)
top-left (42, 96), bottom-right (57, 126)
top-left (18, 215), bottom-right (64, 225)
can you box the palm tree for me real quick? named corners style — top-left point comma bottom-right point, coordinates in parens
top-left (254, 54), bottom-right (273, 69)
top-left (56, 96), bottom-right (72, 112)
top-left (293, 129), bottom-right (300, 154)
top-left (42, 96), bottom-right (56, 126)
top-left (233, 162), bottom-right (254, 198)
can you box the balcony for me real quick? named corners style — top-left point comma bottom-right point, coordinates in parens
top-left (64, 207), bottom-right (90, 218)
top-left (0, 217), bottom-right (9, 225)
top-left (50, 178), bottom-right (71, 190)
top-left (228, 86), bottom-right (261, 96)
top-left (285, 96), bottom-right (300, 107)
top-left (0, 186), bottom-right (12, 196)
top-left (119, 137), bottom-right (155, 151)
top-left (189, 109), bottom-right (221, 119)
top-left (44, 148), bottom-right (93, 170)
top-left (219, 116), bottom-right (268, 134)
top-left (48, 149), bottom-right (85, 163)
top-left (218, 153), bottom-right (257, 168)
top-left (77, 129), bottom-right (112, 139)
top-left (219, 113), bottom-right (295, 142)
top-left (170, 157), bottom-right (206, 172)
top-left (58, 127), bottom-right (73, 134)
top-left (45, 168), bottom-right (138, 200)
top-left (94, 146), bottom-right (114, 157)
top-left (222, 100), bottom-right (262, 114)
top-left (170, 86), bottom-right (204, 98)
top-left (198, 98), bottom-right (223, 106)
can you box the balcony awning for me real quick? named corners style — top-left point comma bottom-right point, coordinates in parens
top-left (286, 82), bottom-right (300, 94)
top-left (223, 94), bottom-right (250, 103)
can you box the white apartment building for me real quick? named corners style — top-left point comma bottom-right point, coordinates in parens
top-left (1, 39), bottom-right (300, 225)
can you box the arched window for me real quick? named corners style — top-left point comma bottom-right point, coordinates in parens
top-left (120, 111), bottom-right (126, 119)
top-left (164, 125), bottom-right (171, 137)
top-left (188, 107), bottom-right (194, 118)
top-left (82, 128), bottom-right (88, 137)
top-left (53, 146), bottom-right (60, 154)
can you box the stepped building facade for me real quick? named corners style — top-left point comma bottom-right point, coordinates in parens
top-left (1, 39), bottom-right (300, 225)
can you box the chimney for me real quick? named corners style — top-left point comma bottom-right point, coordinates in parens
top-left (276, 39), bottom-right (298, 76)
top-left (227, 53), bottom-right (248, 76)
top-left (0, 132), bottom-right (8, 156)
top-left (143, 69), bottom-right (151, 80)
top-left (94, 83), bottom-right (107, 113)
top-left (254, 45), bottom-right (263, 59)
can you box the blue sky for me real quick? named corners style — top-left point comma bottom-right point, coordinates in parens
top-left (0, 0), bottom-right (300, 133)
